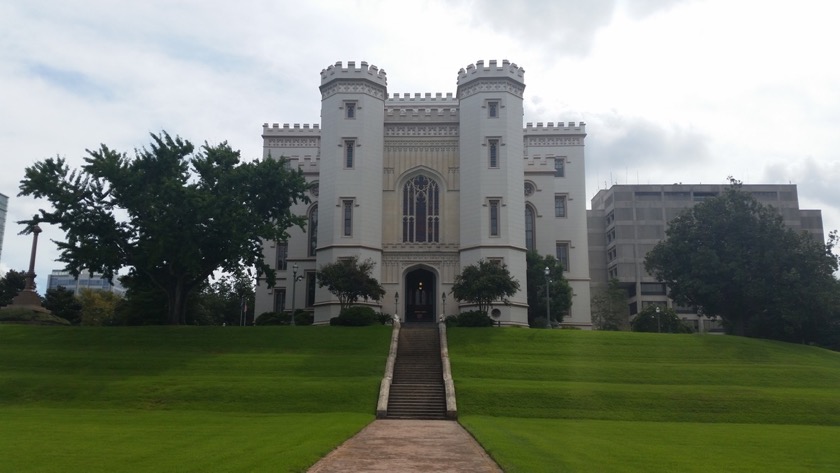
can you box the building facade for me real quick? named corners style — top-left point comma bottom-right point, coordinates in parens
top-left (254, 60), bottom-right (591, 327)
top-left (47, 270), bottom-right (125, 295)
top-left (588, 184), bottom-right (824, 329)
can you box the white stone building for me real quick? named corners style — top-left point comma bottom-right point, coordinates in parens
top-left (254, 60), bottom-right (591, 327)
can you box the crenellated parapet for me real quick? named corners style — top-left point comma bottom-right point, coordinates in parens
top-left (457, 59), bottom-right (525, 85)
top-left (524, 122), bottom-right (586, 134)
top-left (320, 61), bottom-right (388, 100)
top-left (263, 123), bottom-right (322, 134)
top-left (456, 60), bottom-right (526, 99)
top-left (387, 92), bottom-right (458, 104)
top-left (262, 123), bottom-right (321, 152)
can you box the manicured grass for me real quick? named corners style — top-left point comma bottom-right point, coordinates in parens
top-left (447, 329), bottom-right (840, 472)
top-left (0, 325), bottom-right (392, 472)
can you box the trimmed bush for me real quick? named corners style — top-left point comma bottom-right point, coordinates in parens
top-left (332, 306), bottom-right (378, 326)
top-left (255, 311), bottom-right (291, 326)
top-left (449, 310), bottom-right (494, 327)
top-left (294, 310), bottom-right (314, 326)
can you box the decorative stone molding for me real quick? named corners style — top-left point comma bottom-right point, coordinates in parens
top-left (457, 78), bottom-right (525, 100)
top-left (264, 137), bottom-right (320, 148)
top-left (320, 80), bottom-right (387, 100)
top-left (385, 124), bottom-right (459, 137)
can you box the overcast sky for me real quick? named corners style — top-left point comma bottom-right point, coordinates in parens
top-left (2, 0), bottom-right (839, 290)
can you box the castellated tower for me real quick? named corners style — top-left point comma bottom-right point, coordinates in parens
top-left (316, 61), bottom-right (387, 320)
top-left (457, 60), bottom-right (529, 325)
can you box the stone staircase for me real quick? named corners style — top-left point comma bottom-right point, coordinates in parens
top-left (386, 324), bottom-right (447, 420)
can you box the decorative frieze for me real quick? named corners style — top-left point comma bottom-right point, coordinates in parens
top-left (264, 137), bottom-right (321, 148)
top-left (525, 136), bottom-right (583, 147)
top-left (457, 78), bottom-right (525, 100)
top-left (320, 80), bottom-right (387, 100)
top-left (385, 124), bottom-right (459, 137)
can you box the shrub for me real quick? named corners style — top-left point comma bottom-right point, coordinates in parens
top-left (332, 306), bottom-right (378, 326)
top-left (255, 311), bottom-right (291, 326)
top-left (451, 310), bottom-right (494, 327)
top-left (376, 312), bottom-right (393, 325)
top-left (294, 310), bottom-right (314, 326)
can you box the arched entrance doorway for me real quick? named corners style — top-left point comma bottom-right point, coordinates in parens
top-left (405, 268), bottom-right (436, 323)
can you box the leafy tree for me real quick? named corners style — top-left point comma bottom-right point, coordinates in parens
top-left (591, 278), bottom-right (630, 331)
top-left (78, 288), bottom-right (123, 326)
top-left (0, 269), bottom-right (27, 307)
top-left (452, 259), bottom-right (520, 315)
top-left (193, 271), bottom-right (255, 325)
top-left (645, 184), bottom-right (839, 344)
top-left (18, 132), bottom-right (309, 324)
top-left (631, 305), bottom-right (692, 333)
top-left (43, 286), bottom-right (83, 324)
top-left (526, 251), bottom-right (572, 327)
top-left (317, 257), bottom-right (385, 312)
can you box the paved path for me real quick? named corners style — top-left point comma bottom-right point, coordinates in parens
top-left (307, 419), bottom-right (504, 473)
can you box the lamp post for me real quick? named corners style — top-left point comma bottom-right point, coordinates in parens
top-left (290, 263), bottom-right (299, 326)
top-left (544, 266), bottom-right (551, 329)
top-left (655, 305), bottom-right (661, 333)
top-left (441, 291), bottom-right (446, 323)
top-left (395, 291), bottom-right (399, 323)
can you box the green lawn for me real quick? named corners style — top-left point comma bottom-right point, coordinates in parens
top-left (0, 325), bottom-right (392, 472)
top-left (447, 329), bottom-right (840, 472)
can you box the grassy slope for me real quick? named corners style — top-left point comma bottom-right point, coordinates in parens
top-left (447, 329), bottom-right (840, 472)
top-left (0, 325), bottom-right (391, 473)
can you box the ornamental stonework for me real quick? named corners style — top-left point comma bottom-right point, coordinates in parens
top-left (385, 125), bottom-right (459, 137)
top-left (265, 137), bottom-right (320, 148)
top-left (458, 79), bottom-right (524, 99)
top-left (320, 81), bottom-right (387, 100)
top-left (525, 136), bottom-right (583, 147)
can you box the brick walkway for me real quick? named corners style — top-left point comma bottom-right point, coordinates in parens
top-left (307, 419), bottom-right (503, 473)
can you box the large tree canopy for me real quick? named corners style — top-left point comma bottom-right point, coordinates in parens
top-left (591, 278), bottom-right (630, 331)
top-left (526, 251), bottom-right (572, 327)
top-left (452, 259), bottom-right (520, 315)
top-left (18, 132), bottom-right (309, 324)
top-left (316, 257), bottom-right (385, 312)
top-left (645, 184), bottom-right (840, 344)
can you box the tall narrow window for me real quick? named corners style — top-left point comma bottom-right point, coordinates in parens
top-left (342, 199), bottom-right (353, 237)
top-left (489, 199), bottom-right (500, 236)
top-left (556, 242), bottom-right (570, 271)
top-left (525, 205), bottom-right (535, 251)
top-left (344, 140), bottom-right (355, 168)
top-left (276, 242), bottom-right (288, 270)
top-left (345, 102), bottom-right (356, 119)
top-left (308, 205), bottom-right (318, 256)
top-left (555, 195), bottom-right (567, 218)
top-left (306, 272), bottom-right (316, 307)
top-left (274, 289), bottom-right (286, 312)
top-left (488, 100), bottom-right (499, 118)
top-left (402, 175), bottom-right (440, 243)
top-left (554, 157), bottom-right (565, 177)
top-left (488, 139), bottom-right (499, 168)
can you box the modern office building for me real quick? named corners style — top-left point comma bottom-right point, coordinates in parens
top-left (254, 60), bottom-right (592, 327)
top-left (47, 269), bottom-right (125, 295)
top-left (588, 183), bottom-right (824, 329)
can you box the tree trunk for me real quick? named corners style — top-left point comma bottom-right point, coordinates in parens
top-left (166, 279), bottom-right (189, 325)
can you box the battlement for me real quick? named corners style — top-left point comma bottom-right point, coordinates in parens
top-left (524, 122), bottom-right (586, 133)
top-left (457, 59), bottom-right (525, 85)
top-left (263, 123), bottom-right (322, 134)
top-left (387, 92), bottom-right (457, 104)
top-left (385, 106), bottom-right (459, 122)
top-left (320, 61), bottom-right (387, 87)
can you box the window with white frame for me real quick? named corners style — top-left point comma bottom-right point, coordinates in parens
top-left (342, 199), bottom-right (354, 237)
top-left (344, 139), bottom-right (355, 168)
top-left (402, 175), bottom-right (440, 243)
top-left (308, 205), bottom-right (318, 257)
top-left (555, 195), bottom-right (567, 218)
top-left (554, 157), bottom-right (565, 177)
top-left (276, 241), bottom-right (288, 270)
top-left (556, 242), bottom-right (570, 271)
top-left (489, 199), bottom-right (500, 236)
top-left (488, 138), bottom-right (499, 168)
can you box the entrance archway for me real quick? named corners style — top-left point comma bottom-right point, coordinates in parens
top-left (405, 268), bottom-right (436, 323)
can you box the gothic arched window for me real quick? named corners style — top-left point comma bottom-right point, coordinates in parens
top-left (308, 204), bottom-right (318, 256)
top-left (402, 175), bottom-right (440, 243)
top-left (525, 204), bottom-right (536, 251)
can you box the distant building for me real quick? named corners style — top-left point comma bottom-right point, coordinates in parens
top-left (588, 184), bottom-right (824, 330)
top-left (0, 192), bottom-right (7, 265)
top-left (254, 60), bottom-right (592, 327)
top-left (47, 270), bottom-right (125, 295)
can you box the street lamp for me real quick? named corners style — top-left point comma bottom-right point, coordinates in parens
top-left (544, 266), bottom-right (551, 329)
top-left (395, 291), bottom-right (399, 323)
top-left (655, 305), bottom-right (661, 333)
top-left (441, 291), bottom-right (447, 322)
